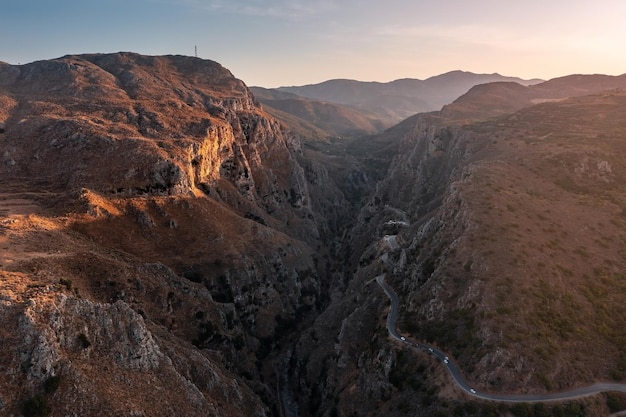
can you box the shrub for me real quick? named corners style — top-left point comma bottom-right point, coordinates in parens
top-left (610, 368), bottom-right (624, 381)
top-left (43, 375), bottom-right (61, 394)
top-left (59, 278), bottom-right (72, 291)
top-left (22, 395), bottom-right (50, 417)
top-left (78, 333), bottom-right (91, 349)
top-left (532, 403), bottom-right (550, 417)
top-left (510, 402), bottom-right (531, 417)
top-left (606, 393), bottom-right (626, 413)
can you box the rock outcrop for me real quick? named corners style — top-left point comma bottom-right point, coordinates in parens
top-left (0, 284), bottom-right (265, 416)
top-left (0, 53), bottom-right (352, 416)
top-left (289, 88), bottom-right (626, 417)
top-left (4, 53), bottom-right (626, 417)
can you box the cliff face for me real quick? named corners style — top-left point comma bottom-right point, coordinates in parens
top-left (0, 53), bottom-right (326, 239)
top-left (4, 53), bottom-right (626, 417)
top-left (290, 90), bottom-right (626, 416)
top-left (290, 115), bottom-right (478, 417)
top-left (0, 53), bottom-right (352, 416)
top-left (0, 284), bottom-right (264, 416)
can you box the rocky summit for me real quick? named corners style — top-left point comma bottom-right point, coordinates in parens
top-left (2, 53), bottom-right (626, 417)
top-left (0, 52), bottom-right (353, 416)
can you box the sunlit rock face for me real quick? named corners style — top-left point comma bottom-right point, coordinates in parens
top-left (4, 52), bottom-right (626, 417)
top-left (0, 52), bottom-right (354, 416)
top-left (0, 53), bottom-right (326, 237)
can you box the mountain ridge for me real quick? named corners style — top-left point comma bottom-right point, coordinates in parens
top-left (3, 52), bottom-right (626, 417)
top-left (274, 70), bottom-right (543, 89)
top-left (442, 72), bottom-right (626, 120)
top-left (270, 70), bottom-right (543, 123)
top-left (250, 71), bottom-right (542, 138)
top-left (0, 52), bottom-right (351, 416)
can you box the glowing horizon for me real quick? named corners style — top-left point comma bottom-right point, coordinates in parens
top-left (1, 0), bottom-right (625, 87)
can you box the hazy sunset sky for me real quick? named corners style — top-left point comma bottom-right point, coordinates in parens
top-left (2, 0), bottom-right (625, 87)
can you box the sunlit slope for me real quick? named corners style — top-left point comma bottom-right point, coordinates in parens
top-left (393, 91), bottom-right (626, 393)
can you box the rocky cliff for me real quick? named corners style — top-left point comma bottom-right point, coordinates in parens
top-left (0, 53), bottom-right (353, 416)
top-left (3, 53), bottom-right (626, 417)
top-left (0, 53), bottom-right (329, 237)
top-left (289, 86), bottom-right (626, 416)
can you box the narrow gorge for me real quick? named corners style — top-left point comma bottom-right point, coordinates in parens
top-left (2, 54), bottom-right (626, 417)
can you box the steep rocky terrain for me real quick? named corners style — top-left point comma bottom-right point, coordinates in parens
top-left (3, 52), bottom-right (626, 417)
top-left (288, 79), bottom-right (626, 416)
top-left (0, 53), bottom-right (353, 416)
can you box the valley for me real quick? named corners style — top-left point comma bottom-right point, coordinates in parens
top-left (2, 53), bottom-right (626, 417)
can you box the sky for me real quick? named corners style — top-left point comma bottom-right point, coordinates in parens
top-left (1, 0), bottom-right (625, 87)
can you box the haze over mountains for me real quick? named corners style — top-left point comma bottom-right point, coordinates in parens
top-left (2, 53), bottom-right (626, 416)
top-left (250, 71), bottom-right (542, 138)
top-left (250, 86), bottom-right (389, 139)
top-left (442, 73), bottom-right (626, 120)
top-left (277, 71), bottom-right (543, 119)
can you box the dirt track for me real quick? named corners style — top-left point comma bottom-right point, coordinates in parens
top-left (0, 194), bottom-right (42, 217)
top-left (0, 193), bottom-right (49, 267)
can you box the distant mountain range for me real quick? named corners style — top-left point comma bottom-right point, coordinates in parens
top-left (5, 52), bottom-right (626, 416)
top-left (442, 73), bottom-right (626, 120)
top-left (251, 86), bottom-right (388, 139)
top-left (252, 71), bottom-right (543, 138)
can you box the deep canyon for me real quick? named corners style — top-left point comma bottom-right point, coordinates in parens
top-left (2, 53), bottom-right (626, 417)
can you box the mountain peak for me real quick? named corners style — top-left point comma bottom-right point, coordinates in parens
top-left (273, 71), bottom-right (542, 124)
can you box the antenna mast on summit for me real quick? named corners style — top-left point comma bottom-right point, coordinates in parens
top-left (195, 45), bottom-right (198, 58)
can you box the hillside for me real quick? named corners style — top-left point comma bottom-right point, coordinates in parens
top-left (0, 53), bottom-right (352, 416)
top-left (250, 87), bottom-right (389, 139)
top-left (441, 73), bottom-right (626, 121)
top-left (3, 53), bottom-right (626, 417)
top-left (288, 81), bottom-right (626, 416)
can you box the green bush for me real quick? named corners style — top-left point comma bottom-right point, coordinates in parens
top-left (78, 333), bottom-right (91, 349)
top-left (22, 395), bottom-right (50, 417)
top-left (610, 368), bottom-right (624, 381)
top-left (43, 375), bottom-right (61, 394)
top-left (606, 393), bottom-right (626, 413)
top-left (59, 278), bottom-right (72, 291)
top-left (510, 402), bottom-right (531, 417)
top-left (532, 403), bottom-right (550, 417)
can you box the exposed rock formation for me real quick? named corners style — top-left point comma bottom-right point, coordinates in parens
top-left (290, 87), bottom-right (626, 416)
top-left (0, 53), bottom-right (352, 416)
top-left (3, 53), bottom-right (626, 417)
top-left (5, 288), bottom-right (266, 416)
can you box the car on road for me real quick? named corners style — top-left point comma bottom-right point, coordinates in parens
top-left (443, 357), bottom-right (449, 364)
top-left (428, 347), bottom-right (434, 353)
top-left (400, 336), bottom-right (405, 341)
top-left (470, 388), bottom-right (477, 394)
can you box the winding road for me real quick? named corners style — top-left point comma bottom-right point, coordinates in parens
top-left (376, 258), bottom-right (626, 403)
